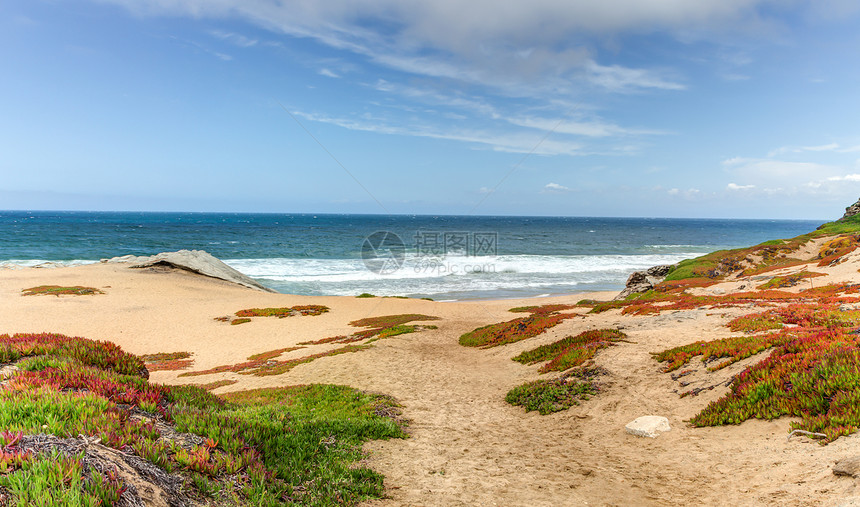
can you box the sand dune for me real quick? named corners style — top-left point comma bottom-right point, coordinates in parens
top-left (2, 260), bottom-right (859, 506)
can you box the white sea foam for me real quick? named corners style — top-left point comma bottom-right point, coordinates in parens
top-left (0, 259), bottom-right (96, 269)
top-left (225, 252), bottom-right (702, 283)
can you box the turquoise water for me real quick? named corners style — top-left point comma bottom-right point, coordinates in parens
top-left (0, 211), bottom-right (824, 300)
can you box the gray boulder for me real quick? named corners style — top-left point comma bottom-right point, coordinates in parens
top-left (103, 250), bottom-right (275, 293)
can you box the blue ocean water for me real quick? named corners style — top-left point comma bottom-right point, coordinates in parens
top-left (0, 211), bottom-right (824, 300)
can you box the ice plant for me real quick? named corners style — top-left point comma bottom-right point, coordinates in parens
top-left (21, 285), bottom-right (104, 296)
top-left (141, 351), bottom-right (193, 372)
top-left (512, 329), bottom-right (628, 373)
top-left (459, 305), bottom-right (581, 348)
top-left (0, 332), bottom-right (406, 504)
top-left (233, 305), bottom-right (329, 318)
top-left (505, 368), bottom-right (603, 414)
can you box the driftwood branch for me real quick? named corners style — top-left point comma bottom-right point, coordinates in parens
top-left (787, 429), bottom-right (827, 442)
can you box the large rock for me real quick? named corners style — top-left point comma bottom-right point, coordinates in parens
top-left (615, 265), bottom-right (675, 300)
top-left (625, 416), bottom-right (671, 438)
top-left (103, 250), bottom-right (276, 293)
top-left (844, 198), bottom-right (860, 219)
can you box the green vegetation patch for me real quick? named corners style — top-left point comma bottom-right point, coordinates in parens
top-left (758, 270), bottom-right (827, 290)
top-left (0, 333), bottom-right (146, 377)
top-left (299, 314), bottom-right (441, 347)
top-left (505, 368), bottom-right (603, 415)
top-left (233, 304), bottom-right (330, 319)
top-left (194, 379), bottom-right (238, 391)
top-left (512, 329), bottom-right (627, 373)
top-left (654, 296), bottom-right (860, 442)
top-left (663, 215), bottom-right (860, 284)
top-left (141, 351), bottom-right (193, 372)
top-left (589, 283), bottom-right (860, 317)
top-left (348, 314), bottom-right (439, 328)
top-left (21, 285), bottom-right (103, 297)
top-left (0, 332), bottom-right (406, 505)
top-left (0, 448), bottom-right (125, 506)
top-left (459, 306), bottom-right (580, 348)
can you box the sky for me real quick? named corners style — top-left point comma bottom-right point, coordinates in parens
top-left (2, 1), bottom-right (860, 219)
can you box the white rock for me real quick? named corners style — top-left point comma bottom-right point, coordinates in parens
top-left (106, 250), bottom-right (276, 293)
top-left (625, 416), bottom-right (671, 438)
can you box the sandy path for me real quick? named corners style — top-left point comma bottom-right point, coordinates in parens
top-left (1, 264), bottom-right (859, 506)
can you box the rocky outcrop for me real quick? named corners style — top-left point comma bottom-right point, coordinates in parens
top-left (843, 198), bottom-right (860, 219)
top-left (103, 250), bottom-right (276, 293)
top-left (615, 264), bottom-right (674, 300)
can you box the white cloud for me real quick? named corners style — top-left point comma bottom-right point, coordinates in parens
top-left (721, 156), bottom-right (751, 166)
top-left (828, 174), bottom-right (860, 182)
top-left (507, 116), bottom-right (664, 138)
top-left (724, 158), bottom-right (838, 183)
top-left (99, 0), bottom-right (774, 95)
top-left (727, 183), bottom-right (755, 190)
top-left (293, 111), bottom-right (585, 156)
top-left (667, 188), bottom-right (701, 200)
top-left (543, 182), bottom-right (571, 193)
top-left (318, 68), bottom-right (340, 78)
top-left (768, 142), bottom-right (841, 157)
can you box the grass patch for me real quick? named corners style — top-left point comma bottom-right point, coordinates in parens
top-left (21, 285), bottom-right (103, 297)
top-left (0, 332), bottom-right (406, 505)
top-left (505, 368), bottom-right (603, 415)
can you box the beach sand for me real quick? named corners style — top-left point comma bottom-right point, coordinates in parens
top-left (2, 261), bottom-right (859, 506)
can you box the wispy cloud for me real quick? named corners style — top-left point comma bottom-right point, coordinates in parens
top-left (727, 183), bottom-right (755, 190)
top-left (292, 110), bottom-right (585, 156)
top-left (768, 142), bottom-right (841, 157)
top-left (318, 68), bottom-right (340, 78)
top-left (828, 174), bottom-right (860, 182)
top-left (543, 182), bottom-right (571, 193)
top-left (98, 0), bottom-right (713, 96)
top-left (209, 30), bottom-right (258, 47)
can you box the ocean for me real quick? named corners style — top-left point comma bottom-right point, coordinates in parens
top-left (0, 211), bottom-right (824, 300)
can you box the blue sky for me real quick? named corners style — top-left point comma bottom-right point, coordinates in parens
top-left (3, 1), bottom-right (860, 219)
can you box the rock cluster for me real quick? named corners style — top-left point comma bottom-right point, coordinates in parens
top-left (103, 249), bottom-right (276, 293)
top-left (843, 198), bottom-right (860, 219)
top-left (614, 264), bottom-right (674, 300)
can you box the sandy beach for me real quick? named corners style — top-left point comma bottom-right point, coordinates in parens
top-left (2, 260), bottom-right (860, 506)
